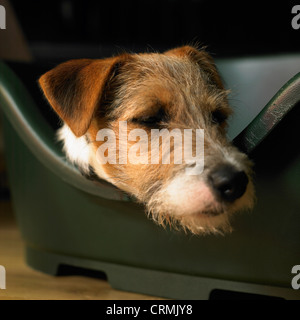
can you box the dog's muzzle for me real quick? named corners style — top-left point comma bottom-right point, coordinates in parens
top-left (208, 164), bottom-right (249, 203)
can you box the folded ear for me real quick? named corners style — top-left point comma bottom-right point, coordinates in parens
top-left (165, 46), bottom-right (224, 90)
top-left (39, 54), bottom-right (129, 137)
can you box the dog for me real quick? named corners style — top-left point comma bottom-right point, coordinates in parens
top-left (39, 46), bottom-right (255, 235)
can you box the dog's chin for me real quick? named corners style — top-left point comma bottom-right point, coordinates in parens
top-left (178, 210), bottom-right (233, 235)
top-left (146, 173), bottom-right (255, 235)
top-left (147, 191), bottom-right (233, 235)
top-left (148, 205), bottom-right (233, 235)
top-left (179, 203), bottom-right (227, 219)
top-left (194, 208), bottom-right (226, 217)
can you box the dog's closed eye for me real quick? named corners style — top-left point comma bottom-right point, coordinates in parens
top-left (131, 108), bottom-right (169, 128)
top-left (132, 116), bottom-right (162, 126)
top-left (211, 109), bottom-right (228, 125)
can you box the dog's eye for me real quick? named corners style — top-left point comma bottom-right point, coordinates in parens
top-left (132, 116), bottom-right (161, 126)
top-left (131, 108), bottom-right (168, 127)
top-left (211, 110), bottom-right (228, 125)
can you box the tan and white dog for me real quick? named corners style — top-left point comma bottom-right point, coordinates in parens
top-left (39, 46), bottom-right (255, 235)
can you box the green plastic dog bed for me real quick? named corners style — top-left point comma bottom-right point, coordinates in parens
top-left (0, 57), bottom-right (300, 300)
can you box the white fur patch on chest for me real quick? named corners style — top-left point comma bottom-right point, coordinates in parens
top-left (57, 124), bottom-right (91, 174)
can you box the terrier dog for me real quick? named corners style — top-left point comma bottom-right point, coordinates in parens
top-left (39, 46), bottom-right (255, 235)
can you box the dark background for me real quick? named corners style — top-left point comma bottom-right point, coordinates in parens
top-left (10, 0), bottom-right (300, 60)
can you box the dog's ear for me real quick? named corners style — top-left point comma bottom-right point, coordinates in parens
top-left (165, 46), bottom-right (224, 90)
top-left (39, 55), bottom-right (129, 137)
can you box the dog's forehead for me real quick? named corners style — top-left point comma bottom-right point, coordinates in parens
top-left (120, 54), bottom-right (206, 101)
top-left (108, 52), bottom-right (230, 121)
top-left (132, 52), bottom-right (203, 82)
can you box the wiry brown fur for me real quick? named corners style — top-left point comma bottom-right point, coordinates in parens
top-left (39, 46), bottom-right (255, 235)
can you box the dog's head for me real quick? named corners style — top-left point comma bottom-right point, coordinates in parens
top-left (39, 46), bottom-right (255, 235)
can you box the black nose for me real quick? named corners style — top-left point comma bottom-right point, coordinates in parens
top-left (209, 165), bottom-right (249, 202)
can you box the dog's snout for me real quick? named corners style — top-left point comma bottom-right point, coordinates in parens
top-left (209, 165), bottom-right (249, 202)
